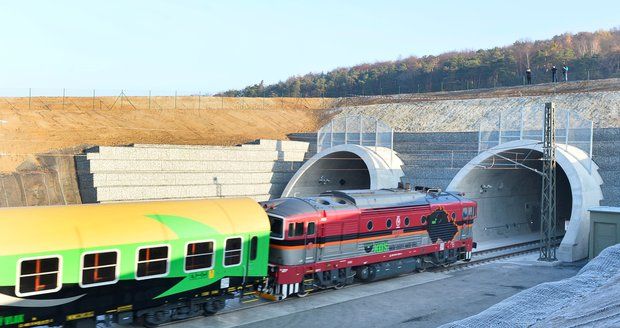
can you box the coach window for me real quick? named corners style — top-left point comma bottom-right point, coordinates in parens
top-left (307, 222), bottom-right (316, 235)
top-left (185, 241), bottom-right (214, 272)
top-left (224, 237), bottom-right (243, 267)
top-left (250, 237), bottom-right (258, 261)
top-left (367, 220), bottom-right (373, 231)
top-left (136, 246), bottom-right (169, 279)
top-left (81, 251), bottom-right (118, 287)
top-left (386, 218), bottom-right (393, 229)
top-left (404, 217), bottom-right (410, 227)
top-left (17, 256), bottom-right (62, 296)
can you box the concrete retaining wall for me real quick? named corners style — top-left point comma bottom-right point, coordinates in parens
top-left (290, 128), bottom-right (620, 206)
top-left (77, 140), bottom-right (309, 203)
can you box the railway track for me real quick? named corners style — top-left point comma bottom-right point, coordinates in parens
top-left (434, 240), bottom-right (547, 273)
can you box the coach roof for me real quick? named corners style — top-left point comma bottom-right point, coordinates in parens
top-left (0, 198), bottom-right (269, 256)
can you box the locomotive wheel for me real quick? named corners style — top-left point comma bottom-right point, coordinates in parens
top-left (367, 265), bottom-right (377, 282)
top-left (333, 283), bottom-right (345, 290)
top-left (356, 266), bottom-right (370, 281)
top-left (463, 258), bottom-right (472, 262)
top-left (296, 290), bottom-right (310, 298)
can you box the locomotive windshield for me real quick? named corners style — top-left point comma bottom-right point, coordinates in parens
top-left (268, 215), bottom-right (284, 239)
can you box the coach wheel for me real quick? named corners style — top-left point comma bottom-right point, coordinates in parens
top-left (296, 290), bottom-right (310, 298)
top-left (203, 298), bottom-right (226, 315)
top-left (64, 318), bottom-right (96, 328)
top-left (143, 310), bottom-right (172, 328)
top-left (463, 258), bottom-right (472, 262)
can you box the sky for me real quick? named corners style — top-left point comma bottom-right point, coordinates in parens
top-left (0, 0), bottom-right (618, 94)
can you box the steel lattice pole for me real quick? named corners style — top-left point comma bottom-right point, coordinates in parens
top-left (539, 102), bottom-right (557, 261)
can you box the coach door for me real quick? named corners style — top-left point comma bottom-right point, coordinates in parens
top-left (303, 221), bottom-right (318, 263)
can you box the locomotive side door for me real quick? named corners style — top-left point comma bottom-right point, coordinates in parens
top-left (303, 220), bottom-right (318, 263)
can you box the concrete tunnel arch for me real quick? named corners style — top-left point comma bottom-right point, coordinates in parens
top-left (282, 144), bottom-right (404, 198)
top-left (447, 140), bottom-right (603, 262)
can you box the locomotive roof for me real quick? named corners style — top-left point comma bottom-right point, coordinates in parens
top-left (0, 198), bottom-right (269, 256)
top-left (320, 189), bottom-right (432, 209)
top-left (263, 189), bottom-right (466, 219)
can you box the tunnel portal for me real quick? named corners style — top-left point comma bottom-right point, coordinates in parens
top-left (448, 140), bottom-right (603, 262)
top-left (281, 144), bottom-right (404, 198)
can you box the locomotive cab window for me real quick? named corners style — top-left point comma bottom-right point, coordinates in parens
top-left (185, 241), bottom-right (214, 272)
top-left (17, 256), bottom-right (62, 296)
top-left (81, 251), bottom-right (118, 287)
top-left (224, 237), bottom-right (243, 267)
top-left (136, 246), bottom-right (169, 279)
top-left (307, 222), bottom-right (316, 235)
top-left (268, 215), bottom-right (284, 239)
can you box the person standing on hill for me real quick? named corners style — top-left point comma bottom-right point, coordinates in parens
top-left (526, 68), bottom-right (532, 84)
top-left (551, 65), bottom-right (558, 82)
top-left (562, 65), bottom-right (569, 81)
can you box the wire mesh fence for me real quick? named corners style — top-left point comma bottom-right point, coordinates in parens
top-left (478, 104), bottom-right (594, 172)
top-left (317, 115), bottom-right (394, 153)
top-left (0, 88), bottom-right (334, 111)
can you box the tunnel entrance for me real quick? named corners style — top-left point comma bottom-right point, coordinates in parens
top-left (284, 151), bottom-right (371, 197)
top-left (448, 140), bottom-right (603, 261)
top-left (449, 149), bottom-right (571, 247)
top-left (282, 144), bottom-right (404, 198)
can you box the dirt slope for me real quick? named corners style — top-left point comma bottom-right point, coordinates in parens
top-left (0, 106), bottom-right (325, 172)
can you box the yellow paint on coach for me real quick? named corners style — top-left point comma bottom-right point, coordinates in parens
top-left (0, 198), bottom-right (268, 256)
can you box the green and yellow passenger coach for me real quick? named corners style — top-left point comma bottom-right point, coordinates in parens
top-left (0, 198), bottom-right (270, 327)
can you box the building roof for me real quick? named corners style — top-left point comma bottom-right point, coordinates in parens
top-left (589, 206), bottom-right (620, 214)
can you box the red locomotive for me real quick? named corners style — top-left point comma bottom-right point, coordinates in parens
top-left (262, 187), bottom-right (477, 299)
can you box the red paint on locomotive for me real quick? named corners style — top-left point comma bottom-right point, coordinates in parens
top-left (262, 188), bottom-right (476, 299)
